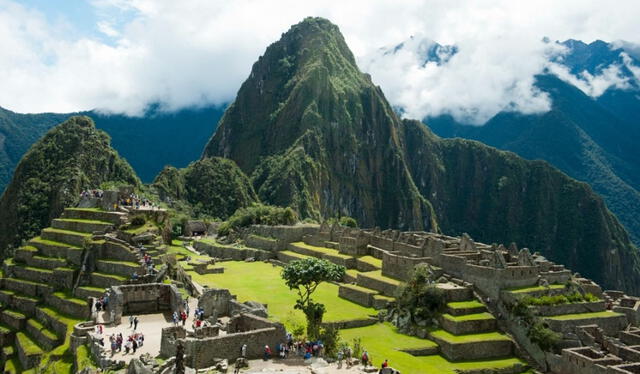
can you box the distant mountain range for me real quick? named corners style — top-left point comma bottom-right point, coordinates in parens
top-left (0, 104), bottom-right (224, 192)
top-left (409, 39), bottom-right (640, 246)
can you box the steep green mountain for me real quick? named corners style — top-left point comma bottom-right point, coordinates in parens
top-left (0, 105), bottom-right (224, 193)
top-left (0, 107), bottom-right (69, 194)
top-left (153, 157), bottom-right (258, 219)
top-left (0, 116), bottom-right (140, 254)
top-left (428, 74), bottom-right (640, 245)
top-left (202, 17), bottom-right (640, 294)
top-left (204, 17), bottom-right (436, 231)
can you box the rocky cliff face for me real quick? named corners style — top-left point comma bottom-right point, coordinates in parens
top-left (204, 17), bottom-right (435, 231)
top-left (0, 116), bottom-right (140, 254)
top-left (202, 17), bottom-right (639, 294)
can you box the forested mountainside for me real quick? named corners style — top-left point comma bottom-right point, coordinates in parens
top-left (201, 17), bottom-right (640, 294)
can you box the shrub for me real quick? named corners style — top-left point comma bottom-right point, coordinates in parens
top-left (318, 326), bottom-right (342, 358)
top-left (528, 321), bottom-right (561, 352)
top-left (218, 203), bottom-right (297, 236)
top-left (394, 264), bottom-right (445, 325)
top-left (338, 216), bottom-right (357, 228)
top-left (130, 215), bottom-right (146, 226)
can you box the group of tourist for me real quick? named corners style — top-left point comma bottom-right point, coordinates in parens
top-left (119, 193), bottom-right (155, 210)
top-left (107, 332), bottom-right (145, 356)
top-left (80, 189), bottom-right (104, 199)
top-left (94, 294), bottom-right (110, 312)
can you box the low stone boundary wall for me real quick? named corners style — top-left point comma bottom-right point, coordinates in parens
top-left (245, 234), bottom-right (282, 251)
top-left (544, 313), bottom-right (628, 335)
top-left (439, 315), bottom-right (497, 335)
top-left (431, 335), bottom-right (513, 361)
top-left (531, 301), bottom-right (605, 317)
top-left (322, 317), bottom-right (377, 330)
top-left (193, 240), bottom-right (274, 261)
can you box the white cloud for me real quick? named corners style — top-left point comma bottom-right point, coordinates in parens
top-left (0, 0), bottom-right (639, 119)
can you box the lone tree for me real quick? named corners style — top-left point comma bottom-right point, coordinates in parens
top-left (281, 257), bottom-right (345, 338)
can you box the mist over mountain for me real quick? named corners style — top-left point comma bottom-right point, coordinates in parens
top-left (201, 17), bottom-right (640, 294)
top-left (422, 39), bottom-right (640, 245)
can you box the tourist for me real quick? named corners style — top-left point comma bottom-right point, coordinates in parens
top-left (345, 346), bottom-right (352, 368)
top-left (381, 359), bottom-right (389, 368)
top-left (132, 337), bottom-right (138, 353)
top-left (129, 315), bottom-right (134, 328)
top-left (132, 272), bottom-right (138, 280)
top-left (173, 311), bottom-right (179, 326)
top-left (125, 339), bottom-right (132, 354)
top-left (117, 333), bottom-right (123, 352)
top-left (264, 345), bottom-right (272, 360)
top-left (133, 316), bottom-right (139, 330)
top-left (241, 343), bottom-right (247, 358)
top-left (110, 335), bottom-right (116, 356)
top-left (362, 350), bottom-right (369, 368)
top-left (278, 343), bottom-right (286, 359)
top-left (337, 349), bottom-right (344, 369)
top-left (95, 324), bottom-right (103, 335)
top-left (181, 310), bottom-right (187, 326)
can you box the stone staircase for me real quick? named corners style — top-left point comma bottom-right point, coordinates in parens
top-left (0, 207), bottom-right (127, 371)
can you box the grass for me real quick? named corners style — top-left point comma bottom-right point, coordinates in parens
top-left (3, 310), bottom-right (26, 319)
top-left (124, 222), bottom-right (157, 234)
top-left (98, 259), bottom-right (140, 267)
top-left (91, 272), bottom-right (127, 282)
top-left (3, 356), bottom-right (22, 374)
top-left (76, 344), bottom-right (98, 371)
top-left (447, 301), bottom-right (485, 310)
top-left (507, 284), bottom-right (565, 294)
top-left (42, 228), bottom-right (91, 237)
top-left (55, 218), bottom-right (112, 225)
top-left (53, 292), bottom-right (89, 307)
top-left (290, 242), bottom-right (353, 259)
top-left (442, 312), bottom-right (495, 322)
top-left (359, 270), bottom-right (401, 285)
top-left (77, 286), bottom-right (105, 293)
top-left (30, 237), bottom-right (81, 249)
top-left (430, 329), bottom-right (511, 343)
top-left (187, 261), bottom-right (376, 328)
top-left (0, 322), bottom-right (13, 333)
top-left (16, 332), bottom-right (44, 355)
top-left (341, 323), bottom-right (525, 374)
top-left (546, 311), bottom-right (624, 321)
top-left (27, 319), bottom-right (58, 341)
top-left (65, 207), bottom-right (103, 212)
top-left (357, 255), bottom-right (382, 268)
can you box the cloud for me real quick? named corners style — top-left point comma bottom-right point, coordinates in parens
top-left (0, 0), bottom-right (639, 119)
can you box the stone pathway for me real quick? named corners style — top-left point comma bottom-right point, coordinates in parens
top-left (242, 358), bottom-right (367, 373)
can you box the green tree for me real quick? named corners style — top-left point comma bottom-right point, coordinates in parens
top-left (281, 257), bottom-right (345, 338)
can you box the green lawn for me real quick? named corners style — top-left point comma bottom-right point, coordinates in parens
top-left (341, 323), bottom-right (525, 374)
top-left (430, 329), bottom-right (511, 343)
top-left (442, 312), bottom-right (495, 322)
top-left (507, 284), bottom-right (565, 294)
top-left (182, 260), bottom-right (527, 374)
top-left (188, 261), bottom-right (376, 328)
top-left (447, 301), bottom-right (485, 310)
top-left (546, 311), bottom-right (624, 320)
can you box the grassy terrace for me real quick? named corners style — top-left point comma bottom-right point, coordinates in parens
top-left (27, 319), bottom-right (58, 340)
top-left (290, 242), bottom-right (354, 259)
top-left (359, 270), bottom-right (401, 285)
top-left (124, 221), bottom-right (158, 235)
top-left (30, 237), bottom-right (81, 249)
top-left (42, 228), bottom-right (91, 237)
top-left (180, 255), bottom-right (527, 374)
top-left (546, 311), bottom-right (624, 321)
top-left (92, 272), bottom-right (127, 282)
top-left (53, 292), bottom-right (88, 306)
top-left (430, 329), bottom-right (512, 343)
top-left (188, 261), bottom-right (376, 328)
top-left (64, 207), bottom-right (103, 212)
top-left (16, 332), bottom-right (43, 355)
top-left (357, 255), bottom-right (382, 268)
top-left (442, 312), bottom-right (495, 322)
top-left (55, 218), bottom-right (113, 225)
top-left (342, 323), bottom-right (524, 373)
top-left (507, 284), bottom-right (566, 294)
top-left (448, 301), bottom-right (485, 310)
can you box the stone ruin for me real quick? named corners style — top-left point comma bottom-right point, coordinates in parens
top-left (159, 287), bottom-right (283, 370)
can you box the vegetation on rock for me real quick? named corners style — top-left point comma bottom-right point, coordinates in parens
top-left (0, 116), bottom-right (139, 256)
top-left (217, 203), bottom-right (297, 236)
top-left (152, 157), bottom-right (258, 220)
top-left (199, 17), bottom-right (640, 294)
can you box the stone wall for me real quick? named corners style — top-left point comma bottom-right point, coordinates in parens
top-left (245, 234), bottom-right (281, 251)
top-left (183, 316), bottom-right (286, 368)
top-left (160, 326), bottom-right (186, 358)
top-left (381, 251), bottom-right (432, 281)
top-left (109, 283), bottom-right (182, 324)
top-left (193, 240), bottom-right (274, 261)
top-left (246, 224), bottom-right (318, 244)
